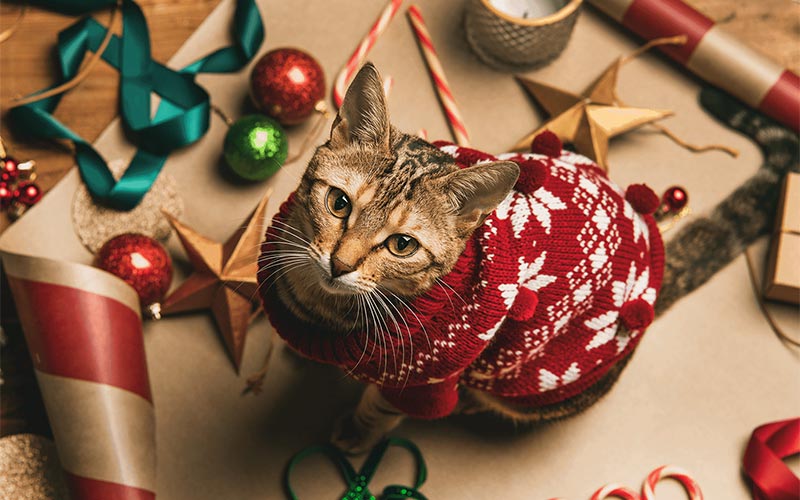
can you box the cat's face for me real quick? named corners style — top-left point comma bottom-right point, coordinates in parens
top-left (287, 64), bottom-right (518, 299)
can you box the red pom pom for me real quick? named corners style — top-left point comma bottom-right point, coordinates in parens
top-left (509, 288), bottom-right (539, 322)
top-left (530, 130), bottom-right (562, 157)
top-left (625, 184), bottom-right (660, 215)
top-left (619, 299), bottom-right (654, 330)
top-left (514, 159), bottom-right (549, 193)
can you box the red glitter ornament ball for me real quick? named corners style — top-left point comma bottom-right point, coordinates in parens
top-left (661, 186), bottom-right (688, 213)
top-left (14, 181), bottom-right (42, 206)
top-left (250, 48), bottom-right (325, 126)
top-left (1, 157), bottom-right (19, 183)
top-left (95, 233), bottom-right (172, 318)
top-left (0, 182), bottom-right (14, 209)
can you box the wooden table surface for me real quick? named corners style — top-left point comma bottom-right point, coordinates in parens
top-left (0, 0), bottom-right (797, 232)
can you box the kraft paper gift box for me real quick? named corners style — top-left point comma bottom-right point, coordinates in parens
top-left (764, 172), bottom-right (800, 305)
top-left (1, 1), bottom-right (799, 499)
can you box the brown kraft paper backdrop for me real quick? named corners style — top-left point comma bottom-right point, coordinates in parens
top-left (1, 1), bottom-right (798, 498)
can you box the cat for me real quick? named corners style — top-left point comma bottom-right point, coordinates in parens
top-left (258, 63), bottom-right (799, 453)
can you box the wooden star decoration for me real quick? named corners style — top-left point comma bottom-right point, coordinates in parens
top-left (513, 57), bottom-right (673, 170)
top-left (162, 192), bottom-right (271, 373)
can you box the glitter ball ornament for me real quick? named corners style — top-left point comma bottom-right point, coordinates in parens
top-left (0, 183), bottom-right (13, 209)
top-left (250, 48), bottom-right (325, 125)
top-left (224, 115), bottom-right (288, 181)
top-left (1, 157), bottom-right (19, 183)
top-left (95, 233), bottom-right (173, 318)
top-left (14, 181), bottom-right (42, 206)
top-left (661, 186), bottom-right (688, 213)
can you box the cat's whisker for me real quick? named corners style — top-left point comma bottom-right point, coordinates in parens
top-left (388, 289), bottom-right (432, 354)
top-left (435, 277), bottom-right (468, 309)
top-left (344, 294), bottom-right (369, 378)
top-left (269, 219), bottom-right (312, 244)
top-left (373, 288), bottom-right (405, 376)
top-left (374, 287), bottom-right (411, 385)
top-left (364, 293), bottom-right (387, 380)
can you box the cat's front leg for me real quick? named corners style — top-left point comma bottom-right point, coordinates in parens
top-left (331, 385), bottom-right (405, 454)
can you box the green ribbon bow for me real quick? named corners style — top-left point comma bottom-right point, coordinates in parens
top-left (9, 0), bottom-right (264, 210)
top-left (285, 438), bottom-right (429, 500)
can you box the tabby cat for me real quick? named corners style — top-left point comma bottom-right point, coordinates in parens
top-left (258, 64), bottom-right (799, 453)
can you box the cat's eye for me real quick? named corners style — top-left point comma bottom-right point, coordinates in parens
top-left (326, 187), bottom-right (352, 219)
top-left (385, 234), bottom-right (419, 257)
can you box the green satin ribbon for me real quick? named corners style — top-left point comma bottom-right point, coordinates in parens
top-left (285, 438), bottom-right (429, 500)
top-left (9, 0), bottom-right (264, 210)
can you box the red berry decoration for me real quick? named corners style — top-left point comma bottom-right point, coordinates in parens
top-left (661, 186), bottom-right (688, 213)
top-left (1, 157), bottom-right (19, 183)
top-left (625, 183), bottom-right (660, 215)
top-left (95, 233), bottom-right (173, 318)
top-left (0, 182), bottom-right (14, 209)
top-left (14, 181), bottom-right (42, 206)
top-left (250, 48), bottom-right (325, 126)
top-left (530, 130), bottom-right (562, 157)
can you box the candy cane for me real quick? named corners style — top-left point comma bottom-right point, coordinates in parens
top-left (642, 465), bottom-right (704, 500)
top-left (333, 0), bottom-right (403, 108)
top-left (407, 4), bottom-right (471, 147)
top-left (590, 484), bottom-right (641, 500)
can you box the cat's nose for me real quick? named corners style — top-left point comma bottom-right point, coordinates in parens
top-left (330, 257), bottom-right (355, 278)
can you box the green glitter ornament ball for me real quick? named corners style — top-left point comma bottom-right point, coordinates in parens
top-left (223, 115), bottom-right (288, 181)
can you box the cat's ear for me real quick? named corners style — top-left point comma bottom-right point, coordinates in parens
top-left (330, 63), bottom-right (391, 150)
top-left (443, 162), bottom-right (520, 229)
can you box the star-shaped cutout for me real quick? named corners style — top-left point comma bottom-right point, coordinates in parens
top-left (162, 192), bottom-right (271, 372)
top-left (513, 57), bottom-right (672, 170)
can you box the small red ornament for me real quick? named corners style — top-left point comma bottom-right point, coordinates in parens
top-left (661, 186), bottom-right (688, 213)
top-left (530, 130), bottom-right (562, 157)
top-left (250, 48), bottom-right (326, 126)
top-left (14, 181), bottom-right (42, 206)
top-left (509, 288), bottom-right (539, 322)
top-left (625, 183), bottom-right (660, 215)
top-left (619, 298), bottom-right (654, 330)
top-left (1, 157), bottom-right (19, 183)
top-left (514, 158), bottom-right (549, 193)
top-left (95, 233), bottom-right (173, 318)
top-left (0, 182), bottom-right (14, 209)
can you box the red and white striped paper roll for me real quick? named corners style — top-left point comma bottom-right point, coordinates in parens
top-left (2, 251), bottom-right (156, 500)
top-left (407, 4), bottom-right (471, 146)
top-left (333, 0), bottom-right (403, 108)
top-left (588, 0), bottom-right (800, 132)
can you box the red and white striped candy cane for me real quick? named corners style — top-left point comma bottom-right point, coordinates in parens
top-left (407, 4), bottom-right (471, 147)
top-left (333, 0), bottom-right (403, 108)
top-left (642, 465), bottom-right (704, 500)
top-left (588, 0), bottom-right (800, 132)
top-left (590, 484), bottom-right (641, 500)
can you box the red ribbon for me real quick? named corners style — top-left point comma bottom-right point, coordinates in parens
top-left (743, 418), bottom-right (800, 500)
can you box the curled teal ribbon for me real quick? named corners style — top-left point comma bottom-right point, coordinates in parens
top-left (285, 438), bottom-right (429, 500)
top-left (9, 0), bottom-right (264, 210)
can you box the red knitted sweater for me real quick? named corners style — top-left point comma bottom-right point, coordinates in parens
top-left (259, 143), bottom-right (664, 419)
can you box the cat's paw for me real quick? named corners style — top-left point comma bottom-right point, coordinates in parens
top-left (331, 413), bottom-right (385, 455)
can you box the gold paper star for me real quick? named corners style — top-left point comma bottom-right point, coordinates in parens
top-left (162, 192), bottom-right (271, 372)
top-left (513, 57), bottom-right (673, 170)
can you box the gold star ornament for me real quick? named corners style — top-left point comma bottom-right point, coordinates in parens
top-left (513, 56), bottom-right (672, 170)
top-left (162, 192), bottom-right (271, 372)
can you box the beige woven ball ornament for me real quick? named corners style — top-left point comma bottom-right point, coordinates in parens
top-left (465, 0), bottom-right (583, 70)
